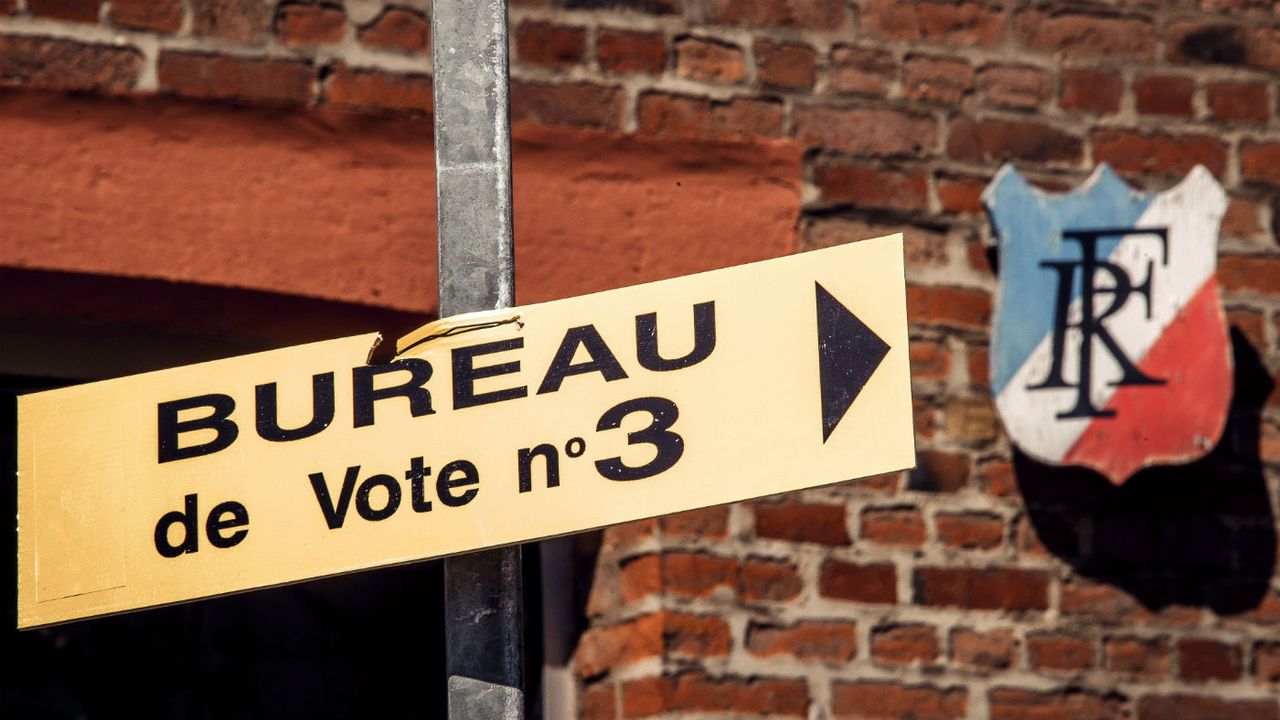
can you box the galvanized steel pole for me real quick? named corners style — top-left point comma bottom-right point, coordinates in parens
top-left (431, 0), bottom-right (522, 715)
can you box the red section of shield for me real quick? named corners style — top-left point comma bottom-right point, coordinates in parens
top-left (1063, 278), bottom-right (1233, 484)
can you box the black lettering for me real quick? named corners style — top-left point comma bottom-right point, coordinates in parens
top-left (406, 456), bottom-right (433, 513)
top-left (353, 359), bottom-right (435, 428)
top-left (595, 397), bottom-right (684, 481)
top-left (154, 494), bottom-right (199, 558)
top-left (309, 465), bottom-right (360, 529)
top-left (205, 501), bottom-right (250, 549)
top-left (453, 339), bottom-right (528, 409)
top-left (437, 460), bottom-right (479, 507)
top-left (636, 301), bottom-right (717, 371)
top-left (518, 444), bottom-right (560, 493)
top-left (158, 394), bottom-right (238, 463)
top-left (255, 372), bottom-right (335, 442)
top-left (538, 325), bottom-right (628, 394)
top-left (356, 474), bottom-right (401, 521)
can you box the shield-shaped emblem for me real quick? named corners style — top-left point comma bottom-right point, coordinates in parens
top-left (983, 163), bottom-right (1233, 484)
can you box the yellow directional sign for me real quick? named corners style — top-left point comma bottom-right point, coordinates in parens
top-left (18, 234), bottom-right (914, 628)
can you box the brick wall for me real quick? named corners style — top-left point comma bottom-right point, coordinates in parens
top-left (3, 0), bottom-right (1280, 717)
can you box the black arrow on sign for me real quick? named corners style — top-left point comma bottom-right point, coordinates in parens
top-left (816, 282), bottom-right (891, 442)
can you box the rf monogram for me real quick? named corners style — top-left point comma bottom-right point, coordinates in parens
top-left (1028, 227), bottom-right (1170, 419)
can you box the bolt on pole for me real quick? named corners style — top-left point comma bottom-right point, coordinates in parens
top-left (430, 0), bottom-right (523, 715)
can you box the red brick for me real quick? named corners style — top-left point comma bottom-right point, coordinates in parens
top-left (358, 7), bottom-right (430, 54)
top-left (516, 21), bottom-right (586, 69)
top-left (1135, 74), bottom-right (1195, 117)
top-left (945, 398), bottom-right (999, 443)
top-left (857, 0), bottom-right (1004, 47)
top-left (619, 677), bottom-right (666, 718)
top-left (977, 459), bottom-right (1014, 498)
top-left (1241, 142), bottom-right (1280, 187)
top-left (951, 628), bottom-right (1015, 669)
top-left (936, 512), bottom-right (1005, 550)
top-left (565, 0), bottom-right (673, 13)
top-left (820, 559), bottom-right (896, 604)
top-left (637, 92), bottom-right (782, 141)
top-left (324, 65), bottom-right (432, 114)
top-left (1105, 636), bottom-right (1169, 681)
top-left (621, 673), bottom-right (809, 718)
top-left (828, 45), bottom-right (894, 96)
top-left (967, 343), bottom-right (990, 388)
top-left (581, 682), bottom-right (616, 720)
top-left (619, 554), bottom-right (660, 602)
top-left (1167, 21), bottom-right (1280, 73)
top-left (1015, 10), bottom-right (1156, 58)
top-left (1015, 515), bottom-right (1050, 557)
top-left (1219, 255), bottom-right (1280, 294)
top-left (948, 118), bottom-right (1082, 165)
top-left (814, 163), bottom-right (928, 211)
top-left (903, 55), bottom-right (973, 103)
top-left (755, 501), bottom-right (850, 545)
top-left (675, 36), bottom-right (745, 84)
top-left (808, 220), bottom-right (946, 267)
top-left (659, 506), bottom-right (728, 538)
top-left (755, 39), bottom-right (817, 90)
top-left (738, 558), bottom-right (803, 602)
top-left (663, 612), bottom-right (731, 658)
top-left (936, 175), bottom-right (986, 215)
top-left (1092, 130), bottom-right (1227, 177)
top-left (598, 28), bottom-right (665, 75)
top-left (910, 339), bottom-right (950, 381)
top-left (661, 552), bottom-right (736, 597)
top-left (158, 51), bottom-right (313, 105)
top-left (577, 612), bottom-right (731, 678)
top-left (191, 0), bottom-right (272, 43)
top-left (1201, 0), bottom-right (1272, 12)
top-left (705, 0), bottom-right (845, 30)
top-left (108, 0), bottom-right (182, 32)
top-left (1060, 67), bottom-right (1122, 114)
top-left (990, 688), bottom-right (1123, 720)
top-left (845, 471), bottom-right (901, 494)
top-left (575, 613), bottom-right (664, 677)
top-left (1138, 695), bottom-right (1279, 720)
top-left (601, 519), bottom-right (655, 552)
top-left (915, 400), bottom-right (938, 438)
top-left (1256, 642), bottom-right (1280, 683)
top-left (911, 449), bottom-right (971, 492)
top-left (0, 36), bottom-right (141, 91)
top-left (794, 105), bottom-right (936, 156)
top-left (872, 623), bottom-right (939, 665)
top-left (907, 285), bottom-right (991, 330)
top-left (1028, 632), bottom-right (1095, 672)
top-left (27, 0), bottom-right (97, 22)
top-left (1228, 308), bottom-right (1266, 350)
top-left (1223, 197), bottom-right (1266, 238)
top-left (1208, 81), bottom-right (1268, 124)
top-left (275, 3), bottom-right (346, 46)
top-left (861, 506), bottom-right (926, 547)
top-left (1061, 580), bottom-right (1203, 626)
top-left (747, 621), bottom-right (858, 662)
top-left (833, 682), bottom-right (967, 720)
top-left (1179, 638), bottom-right (1242, 681)
top-left (513, 81), bottom-right (624, 130)
top-left (978, 64), bottom-right (1050, 109)
top-left (915, 567), bottom-right (1050, 611)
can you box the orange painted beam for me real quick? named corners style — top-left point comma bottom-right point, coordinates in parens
top-left (0, 91), bottom-right (801, 315)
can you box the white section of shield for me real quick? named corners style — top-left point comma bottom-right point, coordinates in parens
top-left (995, 166), bottom-right (1226, 464)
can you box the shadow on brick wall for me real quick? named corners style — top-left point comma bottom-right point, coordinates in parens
top-left (1016, 329), bottom-right (1276, 615)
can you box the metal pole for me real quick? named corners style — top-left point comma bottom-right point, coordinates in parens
top-left (431, 0), bottom-right (522, 715)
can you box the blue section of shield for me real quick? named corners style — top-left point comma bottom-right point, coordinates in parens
top-left (984, 164), bottom-right (1155, 396)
